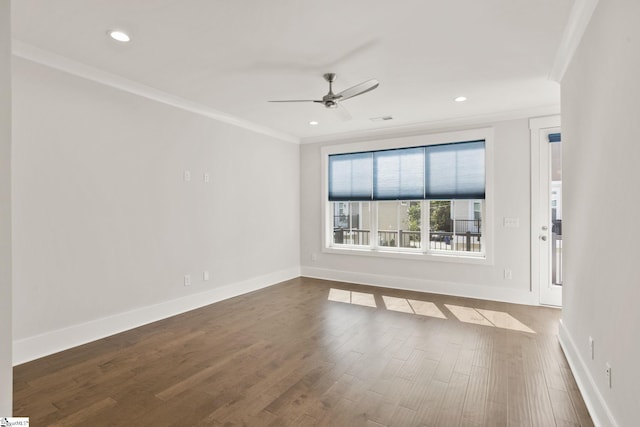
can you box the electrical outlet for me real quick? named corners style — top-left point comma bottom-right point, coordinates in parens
top-left (504, 269), bottom-right (513, 280)
top-left (203, 173), bottom-right (210, 183)
top-left (184, 274), bottom-right (191, 286)
top-left (589, 336), bottom-right (594, 360)
top-left (605, 363), bottom-right (612, 388)
top-left (203, 271), bottom-right (209, 281)
top-left (184, 170), bottom-right (191, 182)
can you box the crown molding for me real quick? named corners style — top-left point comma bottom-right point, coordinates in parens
top-left (549, 0), bottom-right (600, 82)
top-left (11, 39), bottom-right (567, 146)
top-left (301, 104), bottom-right (560, 145)
top-left (11, 40), bottom-right (300, 144)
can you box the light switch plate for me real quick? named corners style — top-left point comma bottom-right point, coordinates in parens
top-left (503, 217), bottom-right (520, 228)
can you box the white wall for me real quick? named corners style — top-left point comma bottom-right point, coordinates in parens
top-left (11, 58), bottom-right (300, 363)
top-left (300, 119), bottom-right (535, 304)
top-left (0, 0), bottom-right (13, 415)
top-left (560, 1), bottom-right (640, 426)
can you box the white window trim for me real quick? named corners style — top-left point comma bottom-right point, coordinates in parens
top-left (321, 127), bottom-right (495, 265)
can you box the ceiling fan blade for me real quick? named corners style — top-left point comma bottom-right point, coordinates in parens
top-left (268, 100), bottom-right (323, 103)
top-left (335, 79), bottom-right (379, 101)
top-left (334, 103), bottom-right (352, 121)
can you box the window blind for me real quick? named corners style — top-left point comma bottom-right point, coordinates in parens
top-left (548, 132), bottom-right (561, 143)
top-left (327, 152), bottom-right (373, 201)
top-left (425, 141), bottom-right (485, 199)
top-left (373, 147), bottom-right (425, 200)
top-left (328, 140), bottom-right (485, 201)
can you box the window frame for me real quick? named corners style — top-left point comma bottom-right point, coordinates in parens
top-left (321, 128), bottom-right (494, 265)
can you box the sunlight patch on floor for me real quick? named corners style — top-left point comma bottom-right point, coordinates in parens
top-left (382, 296), bottom-right (447, 319)
top-left (328, 288), bottom-right (377, 307)
top-left (445, 304), bottom-right (536, 333)
top-left (327, 289), bottom-right (535, 333)
top-left (475, 308), bottom-right (536, 333)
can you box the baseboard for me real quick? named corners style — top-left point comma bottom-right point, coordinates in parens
top-left (301, 266), bottom-right (538, 306)
top-left (13, 266), bottom-right (300, 366)
top-left (558, 319), bottom-right (618, 427)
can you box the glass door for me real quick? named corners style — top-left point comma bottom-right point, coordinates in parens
top-left (537, 127), bottom-right (563, 306)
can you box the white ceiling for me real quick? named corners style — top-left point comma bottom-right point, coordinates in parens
top-left (11, 0), bottom-right (574, 142)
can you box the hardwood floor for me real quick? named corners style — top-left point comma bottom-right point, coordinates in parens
top-left (13, 277), bottom-right (593, 426)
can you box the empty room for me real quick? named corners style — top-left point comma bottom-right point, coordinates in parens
top-left (1, 0), bottom-right (638, 426)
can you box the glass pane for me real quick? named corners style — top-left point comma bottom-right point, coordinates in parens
top-left (377, 202), bottom-right (398, 247)
top-left (429, 200), bottom-right (452, 251)
top-left (452, 200), bottom-right (482, 252)
top-left (402, 201), bottom-right (421, 248)
top-left (551, 141), bottom-right (563, 285)
top-left (332, 202), bottom-right (370, 246)
top-left (377, 201), bottom-right (421, 249)
top-left (430, 200), bottom-right (483, 253)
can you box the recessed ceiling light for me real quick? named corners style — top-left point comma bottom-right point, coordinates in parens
top-left (108, 30), bottom-right (131, 43)
top-left (455, 96), bottom-right (467, 102)
top-left (309, 121), bottom-right (319, 126)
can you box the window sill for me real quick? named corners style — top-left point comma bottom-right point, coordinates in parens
top-left (323, 246), bottom-right (491, 265)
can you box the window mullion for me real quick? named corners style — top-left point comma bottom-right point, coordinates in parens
top-left (371, 201), bottom-right (378, 250)
top-left (423, 200), bottom-right (429, 254)
top-left (396, 203), bottom-right (400, 248)
top-left (451, 199), bottom-right (456, 251)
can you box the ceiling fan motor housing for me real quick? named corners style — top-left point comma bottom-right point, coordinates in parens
top-left (322, 73), bottom-right (338, 107)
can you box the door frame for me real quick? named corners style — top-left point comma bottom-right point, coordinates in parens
top-left (530, 115), bottom-right (562, 306)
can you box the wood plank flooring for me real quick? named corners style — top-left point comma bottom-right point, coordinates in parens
top-left (13, 277), bottom-right (593, 426)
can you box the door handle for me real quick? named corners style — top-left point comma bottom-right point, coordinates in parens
top-left (540, 235), bottom-right (547, 241)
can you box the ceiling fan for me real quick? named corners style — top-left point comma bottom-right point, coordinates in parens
top-left (268, 73), bottom-right (379, 120)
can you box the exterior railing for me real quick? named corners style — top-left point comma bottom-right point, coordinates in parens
top-left (429, 231), bottom-right (481, 252)
top-left (379, 230), bottom-right (421, 248)
top-left (333, 228), bottom-right (481, 252)
top-left (333, 229), bottom-right (370, 245)
top-left (334, 215), bottom-right (482, 252)
top-left (439, 219), bottom-right (481, 233)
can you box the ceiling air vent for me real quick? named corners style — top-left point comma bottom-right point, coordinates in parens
top-left (370, 116), bottom-right (393, 122)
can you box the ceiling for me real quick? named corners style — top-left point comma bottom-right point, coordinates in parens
top-left (11, 0), bottom-right (575, 142)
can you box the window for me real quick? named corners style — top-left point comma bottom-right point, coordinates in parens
top-left (377, 201), bottom-right (422, 249)
top-left (332, 201), bottom-right (370, 246)
top-left (329, 199), bottom-right (483, 254)
top-left (324, 130), bottom-right (492, 262)
top-left (429, 200), bottom-right (483, 253)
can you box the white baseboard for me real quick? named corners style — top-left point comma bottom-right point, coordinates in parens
top-left (558, 319), bottom-right (618, 427)
top-left (13, 266), bottom-right (300, 366)
top-left (301, 266), bottom-right (538, 306)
